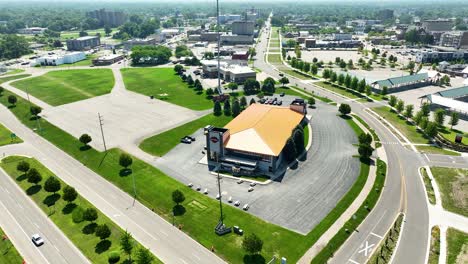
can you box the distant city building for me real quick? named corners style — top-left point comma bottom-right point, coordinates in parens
top-left (218, 14), bottom-right (242, 24)
top-left (86, 8), bottom-right (127, 27)
top-left (92, 54), bottom-right (124, 66)
top-left (34, 52), bottom-right (86, 66)
top-left (378, 9), bottom-right (394, 20)
top-left (220, 34), bottom-right (254, 45)
top-left (422, 19), bottom-right (453, 33)
top-left (66, 36), bottom-right (101, 51)
top-left (415, 49), bottom-right (468, 63)
top-left (295, 24), bottom-right (319, 30)
top-left (231, 21), bottom-right (255, 36)
top-left (372, 73), bottom-right (431, 92)
top-left (18, 27), bottom-right (47, 34)
top-left (123, 35), bottom-right (165, 50)
top-left (332, 33), bottom-right (352, 41)
top-left (305, 39), bottom-right (316, 48)
top-left (231, 50), bottom-right (250, 60)
top-left (439, 31), bottom-right (468, 49)
top-left (161, 28), bottom-right (181, 37)
top-left (246, 12), bottom-right (258, 22)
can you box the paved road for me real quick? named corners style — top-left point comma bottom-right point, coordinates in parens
top-left (0, 99), bottom-right (225, 264)
top-left (255, 15), bottom-right (431, 264)
top-left (0, 167), bottom-right (90, 264)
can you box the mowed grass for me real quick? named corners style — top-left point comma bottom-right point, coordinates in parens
top-left (0, 156), bottom-right (161, 264)
top-left (121, 68), bottom-right (213, 111)
top-left (0, 123), bottom-right (22, 147)
top-left (2, 69), bottom-right (25, 75)
top-left (416, 145), bottom-right (461, 156)
top-left (140, 114), bottom-right (232, 156)
top-left (0, 74), bottom-right (31, 84)
top-left (282, 69), bottom-right (311, 80)
top-left (267, 53), bottom-right (283, 64)
top-left (431, 167), bottom-right (468, 217)
top-left (11, 69), bottom-right (114, 106)
top-left (314, 81), bottom-right (363, 100)
top-left (420, 167), bottom-right (436, 205)
top-left (447, 228), bottom-right (468, 264)
top-left (0, 227), bottom-right (23, 264)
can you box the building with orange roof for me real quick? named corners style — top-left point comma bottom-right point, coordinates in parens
top-left (204, 99), bottom-right (307, 176)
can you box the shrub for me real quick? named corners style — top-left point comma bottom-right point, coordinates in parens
top-left (108, 251), bottom-right (121, 264)
top-left (72, 207), bottom-right (85, 223)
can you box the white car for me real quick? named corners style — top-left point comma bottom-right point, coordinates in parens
top-left (234, 200), bottom-right (240, 206)
top-left (216, 193), bottom-right (221, 200)
top-left (203, 188), bottom-right (208, 194)
top-left (237, 179), bottom-right (244, 184)
top-left (248, 187), bottom-right (254, 192)
top-left (228, 196), bottom-right (233, 203)
top-left (31, 234), bottom-right (44, 246)
top-left (243, 204), bottom-right (250, 211)
top-left (249, 182), bottom-right (256, 187)
top-left (187, 183), bottom-right (193, 188)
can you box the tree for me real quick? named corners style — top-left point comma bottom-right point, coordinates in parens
top-left (283, 137), bottom-right (296, 163)
top-left (104, 25), bottom-right (112, 36)
top-left (186, 75), bottom-right (194, 86)
top-left (174, 64), bottom-right (184, 75)
top-left (249, 98), bottom-right (256, 105)
top-left (279, 77), bottom-right (289, 87)
top-left (120, 231), bottom-right (134, 261)
top-left (232, 99), bottom-right (241, 117)
top-left (330, 72), bottom-right (337, 83)
top-left (449, 112), bottom-right (459, 129)
top-left (311, 64), bottom-right (318, 75)
top-left (337, 74), bottom-right (345, 86)
top-left (414, 110), bottom-right (424, 126)
top-left (308, 97), bottom-right (315, 106)
top-left (381, 86), bottom-right (388, 96)
top-left (136, 247), bottom-right (154, 264)
top-left (95, 224), bottom-right (111, 240)
top-left (358, 133), bottom-right (373, 145)
top-left (52, 39), bottom-right (63, 48)
top-left (119, 153), bottom-right (133, 169)
top-left (79, 31), bottom-right (88, 37)
top-left (358, 79), bottom-right (366, 93)
top-left (358, 143), bottom-right (374, 160)
top-left (223, 100), bottom-right (231, 116)
top-left (434, 108), bottom-right (445, 126)
top-left (404, 105), bottom-right (414, 120)
top-left (421, 103), bottom-right (431, 117)
top-left (339, 60), bottom-right (347, 69)
top-left (388, 95), bottom-right (397, 107)
top-left (79, 134), bottom-right (92, 147)
top-left (243, 79), bottom-right (260, 95)
top-left (16, 161), bottom-right (30, 173)
top-left (213, 101), bottom-right (222, 116)
top-left (206, 88), bottom-right (214, 98)
top-left (262, 77), bottom-right (276, 94)
top-left (395, 100), bottom-right (404, 114)
top-left (240, 96), bottom-right (247, 109)
top-left (365, 85), bottom-right (372, 96)
top-left (303, 62), bottom-right (310, 73)
top-left (44, 176), bottom-right (61, 194)
top-left (344, 75), bottom-right (352, 88)
top-left (27, 168), bottom-right (42, 185)
top-left (84, 208), bottom-right (98, 222)
top-left (172, 189), bottom-right (185, 205)
top-left (420, 117), bottom-right (429, 130)
top-left (227, 82), bottom-right (238, 92)
top-left (339, 104), bottom-right (351, 116)
top-left (242, 233), bottom-right (263, 255)
top-left (293, 129), bottom-right (305, 156)
top-left (8, 95), bottom-right (17, 106)
top-left (63, 185), bottom-right (78, 204)
top-left (424, 122), bottom-right (438, 138)
top-left (350, 77), bottom-right (359, 90)
top-left (30, 106), bottom-right (42, 117)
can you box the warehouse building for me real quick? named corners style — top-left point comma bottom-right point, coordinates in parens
top-left (204, 101), bottom-right (307, 176)
top-left (92, 54), bottom-right (124, 66)
top-left (33, 52), bottom-right (86, 66)
top-left (66, 36), bottom-right (101, 51)
top-left (371, 73), bottom-right (430, 93)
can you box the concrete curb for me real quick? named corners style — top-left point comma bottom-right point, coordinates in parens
top-left (388, 213), bottom-right (406, 264)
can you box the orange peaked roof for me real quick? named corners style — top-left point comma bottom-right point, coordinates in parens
top-left (224, 103), bottom-right (304, 156)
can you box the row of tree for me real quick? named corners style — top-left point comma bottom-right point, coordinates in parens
top-left (213, 96), bottom-right (251, 117)
top-left (130, 45), bottom-right (172, 65)
top-left (283, 125), bottom-right (306, 163)
top-left (323, 69), bottom-right (375, 96)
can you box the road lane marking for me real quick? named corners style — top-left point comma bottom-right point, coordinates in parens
top-left (349, 259), bottom-right (360, 264)
top-left (192, 253), bottom-right (201, 260)
top-left (358, 241), bottom-right (375, 257)
top-left (179, 258), bottom-right (189, 264)
top-left (370, 232), bottom-right (383, 239)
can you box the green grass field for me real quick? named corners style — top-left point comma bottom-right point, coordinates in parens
top-left (60, 28), bottom-right (118, 41)
top-left (2, 69), bottom-right (25, 76)
top-left (140, 114), bottom-right (232, 156)
top-left (0, 123), bottom-right (22, 147)
top-left (0, 74), bottom-right (31, 84)
top-left (0, 156), bottom-right (161, 264)
top-left (0, 88), bottom-right (373, 263)
top-left (0, 227), bottom-right (23, 264)
top-left (428, 226), bottom-right (440, 264)
top-left (351, 114), bottom-right (382, 148)
top-left (314, 81), bottom-right (363, 99)
top-left (121, 68), bottom-right (213, 111)
top-left (446, 228), bottom-right (467, 264)
top-left (439, 127), bottom-right (467, 146)
top-left (267, 54), bottom-right (283, 64)
top-left (431, 167), bottom-right (468, 217)
top-left (282, 69), bottom-right (311, 80)
top-left (11, 69), bottom-right (114, 106)
top-left (420, 167), bottom-right (436, 205)
top-left (416, 145), bottom-right (461, 156)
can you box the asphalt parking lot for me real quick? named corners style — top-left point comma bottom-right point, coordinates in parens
top-left (154, 100), bottom-right (360, 234)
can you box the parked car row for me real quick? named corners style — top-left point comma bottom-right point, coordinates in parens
top-left (259, 97), bottom-right (282, 105)
top-left (187, 182), bottom-right (251, 211)
top-left (180, 135), bottom-right (195, 144)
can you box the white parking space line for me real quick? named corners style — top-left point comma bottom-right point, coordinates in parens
top-left (349, 259), bottom-right (360, 264)
top-left (370, 232), bottom-right (383, 239)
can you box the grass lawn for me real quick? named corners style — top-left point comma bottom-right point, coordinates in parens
top-left (351, 114), bottom-right (382, 148)
top-left (428, 226), bottom-right (440, 264)
top-left (289, 86), bottom-right (334, 103)
top-left (369, 93), bottom-right (385, 101)
top-left (368, 213), bottom-right (403, 264)
top-left (372, 106), bottom-right (430, 144)
top-left (0, 123), bottom-right (22, 147)
top-left (121, 68), bottom-right (213, 111)
top-left (416, 145), bottom-right (461, 156)
top-left (140, 114), bottom-right (232, 157)
top-left (0, 156), bottom-right (161, 264)
top-left (60, 28), bottom-right (118, 41)
top-left (11, 69), bottom-right (114, 106)
top-left (420, 167), bottom-right (436, 205)
top-left (2, 69), bottom-right (25, 76)
top-left (282, 69), bottom-right (311, 80)
top-left (0, 88), bottom-right (373, 263)
top-left (304, 123), bottom-right (310, 147)
top-left (0, 227), bottom-right (23, 264)
top-left (314, 81), bottom-right (363, 100)
top-left (0, 74), bottom-right (31, 84)
top-left (446, 228), bottom-right (468, 264)
top-left (431, 167), bottom-right (468, 217)
top-left (439, 127), bottom-right (467, 146)
top-left (267, 54), bottom-right (282, 64)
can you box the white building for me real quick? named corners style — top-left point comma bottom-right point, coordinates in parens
top-left (18, 27), bottom-right (47, 34)
top-left (33, 52), bottom-right (86, 66)
top-left (333, 33), bottom-right (352, 41)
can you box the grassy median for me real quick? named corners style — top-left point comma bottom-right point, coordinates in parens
top-left (447, 228), bottom-right (468, 264)
top-left (431, 167), bottom-right (468, 217)
top-left (428, 226), bottom-right (440, 264)
top-left (420, 167), bottom-right (436, 205)
top-left (0, 123), bottom-right (22, 147)
top-left (0, 227), bottom-right (23, 264)
top-left (0, 156), bottom-right (161, 264)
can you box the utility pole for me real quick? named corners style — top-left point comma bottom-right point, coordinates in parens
top-left (216, 154), bottom-right (223, 223)
top-left (216, 0), bottom-right (222, 95)
top-left (98, 113), bottom-right (107, 151)
top-left (25, 87), bottom-right (42, 134)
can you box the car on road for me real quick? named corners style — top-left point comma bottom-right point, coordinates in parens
top-left (234, 200), bottom-right (241, 206)
top-left (243, 204), bottom-right (250, 211)
top-left (204, 188), bottom-right (208, 194)
top-left (187, 183), bottom-right (193, 187)
top-left (279, 92), bottom-right (285, 97)
top-left (277, 100), bottom-right (282, 106)
top-left (249, 182), bottom-right (256, 187)
top-left (180, 136), bottom-right (192, 144)
top-left (228, 196), bottom-right (232, 203)
top-left (248, 187), bottom-right (254, 192)
top-left (237, 179), bottom-right (244, 184)
top-left (196, 186), bottom-right (201, 191)
top-left (32, 234), bottom-right (44, 247)
top-left (187, 136), bottom-right (195, 141)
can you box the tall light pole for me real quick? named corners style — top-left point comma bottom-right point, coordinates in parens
top-left (216, 154), bottom-right (224, 223)
top-left (216, 0), bottom-right (222, 95)
top-left (98, 113), bottom-right (107, 151)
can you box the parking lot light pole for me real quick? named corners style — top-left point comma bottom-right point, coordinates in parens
top-left (216, 154), bottom-right (224, 224)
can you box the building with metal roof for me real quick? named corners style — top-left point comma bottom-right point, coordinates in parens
top-left (371, 73), bottom-right (430, 93)
top-left (204, 101), bottom-right (307, 176)
top-left (424, 85), bottom-right (468, 113)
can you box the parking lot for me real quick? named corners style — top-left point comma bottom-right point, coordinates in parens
top-left (154, 99), bottom-right (360, 234)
